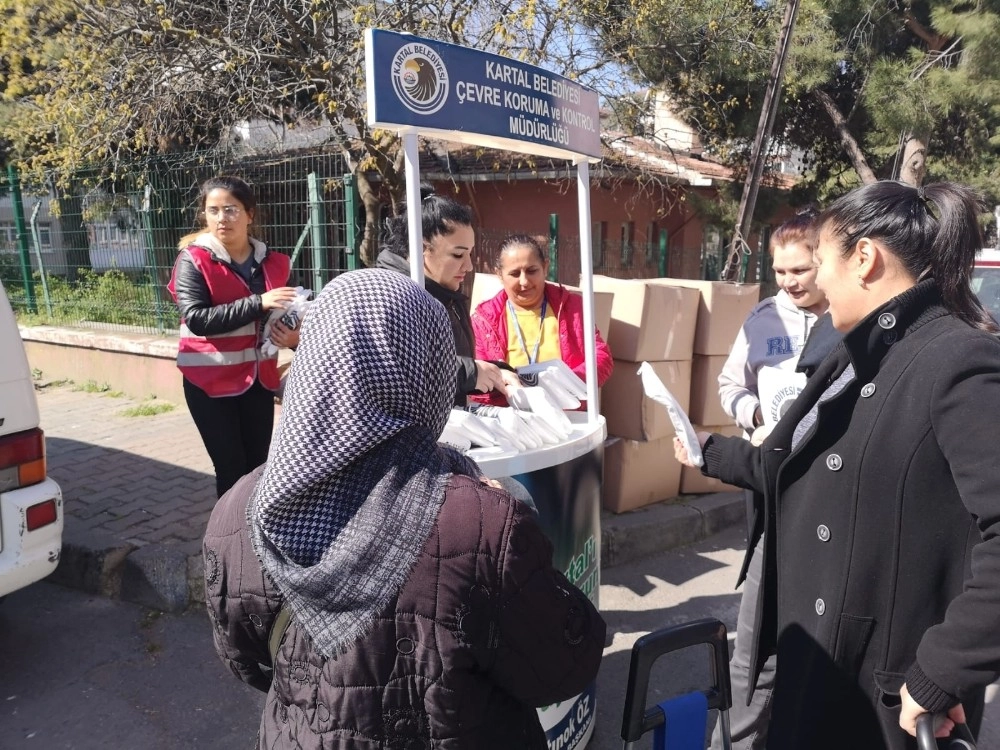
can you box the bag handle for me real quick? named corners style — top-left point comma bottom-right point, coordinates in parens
top-left (268, 606), bottom-right (293, 666)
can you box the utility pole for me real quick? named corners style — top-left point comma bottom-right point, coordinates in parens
top-left (722, 0), bottom-right (802, 282)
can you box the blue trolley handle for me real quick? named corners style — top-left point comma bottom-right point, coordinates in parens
top-left (915, 712), bottom-right (976, 750)
top-left (621, 617), bottom-right (733, 748)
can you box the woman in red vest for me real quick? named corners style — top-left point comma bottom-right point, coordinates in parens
top-left (168, 176), bottom-right (297, 497)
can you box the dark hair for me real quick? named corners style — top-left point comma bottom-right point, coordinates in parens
top-left (818, 180), bottom-right (997, 332)
top-left (383, 184), bottom-right (473, 258)
top-left (494, 233), bottom-right (548, 270)
top-left (198, 175), bottom-right (257, 215)
top-left (770, 206), bottom-right (819, 255)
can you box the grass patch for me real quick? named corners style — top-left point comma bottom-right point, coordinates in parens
top-left (73, 379), bottom-right (113, 394)
top-left (120, 402), bottom-right (176, 417)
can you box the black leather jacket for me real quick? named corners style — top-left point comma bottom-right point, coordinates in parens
top-left (172, 247), bottom-right (268, 336)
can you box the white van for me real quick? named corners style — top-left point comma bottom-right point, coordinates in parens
top-left (0, 280), bottom-right (63, 598)
top-left (973, 248), bottom-right (1000, 324)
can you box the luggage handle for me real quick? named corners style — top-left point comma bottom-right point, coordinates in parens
top-left (915, 712), bottom-right (976, 750)
top-left (621, 617), bottom-right (732, 744)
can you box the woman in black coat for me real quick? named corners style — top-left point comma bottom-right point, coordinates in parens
top-left (677, 180), bottom-right (1000, 749)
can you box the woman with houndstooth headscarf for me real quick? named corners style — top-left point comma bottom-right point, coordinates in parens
top-left (204, 268), bottom-right (605, 749)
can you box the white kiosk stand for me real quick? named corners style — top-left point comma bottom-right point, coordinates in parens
top-left (366, 29), bottom-right (605, 749)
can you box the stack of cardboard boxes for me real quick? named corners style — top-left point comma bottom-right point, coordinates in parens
top-left (669, 281), bottom-right (761, 496)
top-left (594, 277), bottom-right (699, 512)
top-left (468, 272), bottom-right (761, 512)
top-left (595, 277), bottom-right (760, 512)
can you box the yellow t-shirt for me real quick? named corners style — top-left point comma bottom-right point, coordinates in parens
top-left (506, 304), bottom-right (561, 368)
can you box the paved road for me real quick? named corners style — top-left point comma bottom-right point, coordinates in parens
top-left (38, 382), bottom-right (218, 556)
top-left (1, 526), bottom-right (996, 749)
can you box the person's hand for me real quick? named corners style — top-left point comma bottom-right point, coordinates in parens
top-left (474, 360), bottom-right (509, 396)
top-left (750, 423), bottom-right (774, 446)
top-left (269, 320), bottom-right (300, 350)
top-left (673, 432), bottom-right (711, 467)
top-left (261, 287), bottom-right (297, 311)
top-left (899, 684), bottom-right (965, 737)
top-left (499, 368), bottom-right (521, 389)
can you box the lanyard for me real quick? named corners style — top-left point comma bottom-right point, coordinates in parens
top-left (508, 298), bottom-right (547, 365)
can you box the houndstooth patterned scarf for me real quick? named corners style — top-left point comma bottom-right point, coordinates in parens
top-left (248, 269), bottom-right (481, 658)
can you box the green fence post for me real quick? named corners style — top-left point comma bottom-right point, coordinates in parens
top-left (307, 172), bottom-right (327, 291)
top-left (658, 228), bottom-right (668, 277)
top-left (344, 173), bottom-right (359, 271)
top-left (547, 213), bottom-right (558, 282)
top-left (28, 202), bottom-right (53, 316)
top-left (141, 184), bottom-right (167, 332)
top-left (8, 165), bottom-right (36, 313)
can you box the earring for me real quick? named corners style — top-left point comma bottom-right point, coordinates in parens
top-left (857, 276), bottom-right (866, 288)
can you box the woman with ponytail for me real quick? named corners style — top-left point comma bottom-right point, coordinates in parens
top-left (675, 180), bottom-right (1000, 749)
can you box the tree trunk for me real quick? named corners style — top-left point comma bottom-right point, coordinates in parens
top-left (53, 181), bottom-right (93, 280)
top-left (356, 170), bottom-right (381, 268)
top-left (813, 89), bottom-right (878, 185)
top-left (898, 132), bottom-right (929, 186)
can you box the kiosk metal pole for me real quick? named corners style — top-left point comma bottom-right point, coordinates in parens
top-left (402, 130), bottom-right (424, 286)
top-left (576, 159), bottom-right (599, 424)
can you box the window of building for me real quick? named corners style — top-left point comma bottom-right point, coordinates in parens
top-left (620, 221), bottom-right (634, 267)
top-left (592, 221), bottom-right (606, 267)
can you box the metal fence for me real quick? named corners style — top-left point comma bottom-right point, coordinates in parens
top-left (0, 149), bottom-right (352, 335)
top-left (475, 227), bottom-right (728, 285)
top-left (1, 148), bottom-right (758, 336)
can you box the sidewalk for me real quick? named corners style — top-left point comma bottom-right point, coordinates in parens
top-left (37, 381), bottom-right (745, 612)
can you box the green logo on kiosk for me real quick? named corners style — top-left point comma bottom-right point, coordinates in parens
top-left (391, 43), bottom-right (449, 115)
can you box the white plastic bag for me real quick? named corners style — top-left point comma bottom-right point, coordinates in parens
top-left (536, 370), bottom-right (582, 410)
top-left (638, 361), bottom-right (704, 467)
top-left (511, 386), bottom-right (573, 439)
top-left (262, 287), bottom-right (313, 357)
top-left (446, 409), bottom-right (499, 447)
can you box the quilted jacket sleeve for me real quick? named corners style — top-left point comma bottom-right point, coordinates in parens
top-left (203, 466), bottom-right (284, 693)
top-left (486, 501), bottom-right (606, 706)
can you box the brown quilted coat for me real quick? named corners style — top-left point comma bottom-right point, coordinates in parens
top-left (204, 467), bottom-right (606, 749)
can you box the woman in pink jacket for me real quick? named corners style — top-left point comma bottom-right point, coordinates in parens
top-left (471, 234), bottom-right (613, 406)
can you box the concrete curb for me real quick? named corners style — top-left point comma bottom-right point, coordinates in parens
top-left (54, 492), bottom-right (745, 613)
top-left (50, 528), bottom-right (137, 599)
top-left (600, 491), bottom-right (745, 569)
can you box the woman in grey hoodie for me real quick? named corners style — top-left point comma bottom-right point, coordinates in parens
top-left (711, 210), bottom-right (830, 750)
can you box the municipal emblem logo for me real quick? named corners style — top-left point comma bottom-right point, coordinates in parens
top-left (391, 43), bottom-right (449, 115)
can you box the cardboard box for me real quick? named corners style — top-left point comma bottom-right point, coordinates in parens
top-left (689, 354), bottom-right (731, 426)
top-left (680, 424), bottom-right (743, 494)
top-left (470, 272), bottom-right (504, 311)
top-left (601, 359), bottom-right (692, 441)
top-left (657, 280), bottom-right (760, 355)
top-left (563, 284), bottom-right (614, 340)
top-left (592, 276), bottom-right (699, 361)
top-left (603, 435), bottom-right (682, 513)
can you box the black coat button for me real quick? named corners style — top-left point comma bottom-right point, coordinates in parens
top-left (826, 454), bottom-right (843, 471)
top-left (861, 383), bottom-right (876, 398)
top-left (817, 524), bottom-right (831, 542)
top-left (815, 598), bottom-right (826, 615)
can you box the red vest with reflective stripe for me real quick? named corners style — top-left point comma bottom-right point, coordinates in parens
top-left (171, 246), bottom-right (291, 397)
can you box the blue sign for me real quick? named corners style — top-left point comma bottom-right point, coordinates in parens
top-left (365, 28), bottom-right (601, 161)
